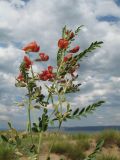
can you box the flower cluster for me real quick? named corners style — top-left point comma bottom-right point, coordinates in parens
top-left (22, 41), bottom-right (40, 52)
top-left (58, 30), bottom-right (75, 50)
top-left (17, 41), bottom-right (53, 82)
top-left (58, 39), bottom-right (69, 49)
top-left (38, 66), bottom-right (55, 81)
top-left (56, 28), bottom-right (81, 80)
top-left (17, 27), bottom-right (81, 84)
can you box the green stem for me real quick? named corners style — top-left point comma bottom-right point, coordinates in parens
top-left (25, 70), bottom-right (33, 144)
top-left (37, 131), bottom-right (43, 160)
top-left (37, 91), bottom-right (51, 160)
top-left (28, 52), bottom-right (35, 79)
top-left (46, 127), bottom-right (60, 160)
top-left (56, 82), bottom-right (63, 113)
top-left (46, 85), bottom-right (63, 160)
top-left (31, 65), bottom-right (35, 79)
top-left (28, 92), bottom-right (33, 144)
top-left (57, 50), bottom-right (65, 75)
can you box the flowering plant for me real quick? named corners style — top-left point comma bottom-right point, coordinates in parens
top-left (1, 26), bottom-right (104, 160)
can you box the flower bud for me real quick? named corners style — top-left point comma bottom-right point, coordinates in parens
top-left (23, 56), bottom-right (33, 69)
top-left (39, 53), bottom-right (49, 61)
top-left (69, 46), bottom-right (80, 53)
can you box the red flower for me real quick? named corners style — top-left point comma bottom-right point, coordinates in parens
top-left (69, 46), bottom-right (80, 53)
top-left (58, 39), bottom-right (69, 49)
top-left (17, 73), bottom-right (24, 81)
top-left (23, 56), bottom-right (33, 69)
top-left (38, 66), bottom-right (55, 81)
top-left (63, 53), bottom-right (73, 62)
top-left (39, 53), bottom-right (49, 61)
top-left (22, 41), bottom-right (40, 52)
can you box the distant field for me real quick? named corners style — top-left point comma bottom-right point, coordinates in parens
top-left (0, 129), bottom-right (120, 160)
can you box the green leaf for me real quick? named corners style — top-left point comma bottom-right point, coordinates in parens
top-left (58, 87), bottom-right (63, 93)
top-left (62, 25), bottom-right (66, 38)
top-left (1, 135), bottom-right (8, 142)
top-left (8, 122), bottom-right (12, 129)
top-left (73, 108), bottom-right (79, 115)
top-left (34, 105), bottom-right (41, 109)
top-left (15, 82), bottom-right (26, 87)
top-left (67, 103), bottom-right (71, 111)
top-left (57, 49), bottom-right (63, 67)
top-left (32, 127), bottom-right (38, 132)
top-left (32, 123), bottom-right (39, 132)
top-left (16, 102), bottom-right (24, 107)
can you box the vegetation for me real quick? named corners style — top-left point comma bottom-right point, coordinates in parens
top-left (0, 141), bottom-right (16, 160)
top-left (0, 129), bottom-right (120, 160)
top-left (97, 154), bottom-right (119, 160)
top-left (96, 129), bottom-right (120, 147)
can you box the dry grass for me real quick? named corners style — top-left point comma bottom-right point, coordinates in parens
top-left (0, 130), bottom-right (120, 160)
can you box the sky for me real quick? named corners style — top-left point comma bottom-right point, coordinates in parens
top-left (0, 0), bottom-right (120, 129)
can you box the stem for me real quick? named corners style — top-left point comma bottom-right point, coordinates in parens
top-left (37, 90), bottom-right (51, 159)
top-left (28, 92), bottom-right (33, 144)
top-left (27, 53), bottom-right (34, 144)
top-left (56, 82), bottom-right (63, 113)
top-left (28, 52), bottom-right (35, 79)
top-left (25, 69), bottom-right (33, 144)
top-left (46, 127), bottom-right (60, 160)
top-left (46, 83), bottom-right (63, 160)
top-left (37, 131), bottom-right (43, 160)
top-left (57, 50), bottom-right (65, 75)
top-left (31, 65), bottom-right (35, 79)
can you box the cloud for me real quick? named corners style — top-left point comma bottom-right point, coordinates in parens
top-left (0, 0), bottom-right (120, 128)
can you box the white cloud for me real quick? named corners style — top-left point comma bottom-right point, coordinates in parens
top-left (94, 0), bottom-right (120, 17)
top-left (0, 0), bottom-right (120, 127)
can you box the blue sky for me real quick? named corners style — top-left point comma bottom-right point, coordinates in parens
top-left (0, 0), bottom-right (120, 129)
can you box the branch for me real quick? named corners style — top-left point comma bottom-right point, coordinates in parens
top-left (84, 139), bottom-right (104, 160)
top-left (74, 41), bottom-right (103, 61)
top-left (72, 101), bottom-right (105, 118)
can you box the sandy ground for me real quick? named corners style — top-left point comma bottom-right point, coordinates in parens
top-left (20, 153), bottom-right (69, 160)
top-left (19, 139), bottom-right (120, 160)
